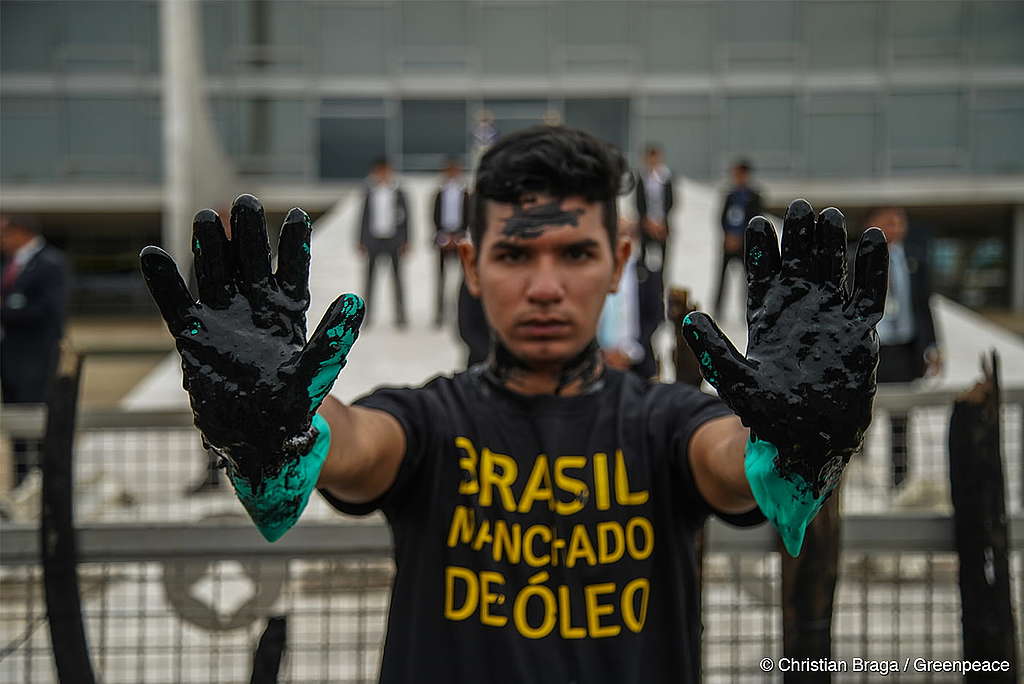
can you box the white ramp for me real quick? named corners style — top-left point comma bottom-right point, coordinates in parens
top-left (124, 176), bottom-right (1024, 412)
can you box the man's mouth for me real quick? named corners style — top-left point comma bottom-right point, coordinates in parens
top-left (516, 317), bottom-right (571, 338)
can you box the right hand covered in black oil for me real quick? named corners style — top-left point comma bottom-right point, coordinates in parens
top-left (139, 195), bottom-right (364, 540)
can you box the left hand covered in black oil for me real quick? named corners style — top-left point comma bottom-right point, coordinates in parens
top-left (684, 199), bottom-right (889, 500)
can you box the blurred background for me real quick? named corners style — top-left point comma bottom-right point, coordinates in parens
top-left (1, 1), bottom-right (1023, 682)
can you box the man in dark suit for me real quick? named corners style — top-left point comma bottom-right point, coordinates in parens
top-left (634, 145), bottom-right (674, 279)
top-left (715, 160), bottom-right (763, 318)
top-left (867, 207), bottom-right (941, 489)
top-left (432, 158), bottom-right (470, 328)
top-left (358, 158), bottom-right (409, 328)
top-left (1, 214), bottom-right (69, 487)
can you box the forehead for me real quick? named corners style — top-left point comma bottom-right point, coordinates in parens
top-left (481, 196), bottom-right (606, 248)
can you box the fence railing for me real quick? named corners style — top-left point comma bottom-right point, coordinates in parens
top-left (1, 385), bottom-right (1021, 682)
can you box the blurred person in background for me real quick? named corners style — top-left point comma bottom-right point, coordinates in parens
top-left (432, 158), bottom-right (470, 328)
top-left (634, 144), bottom-right (674, 279)
top-left (1, 214), bottom-right (69, 488)
top-left (714, 159), bottom-right (762, 319)
top-left (597, 218), bottom-right (660, 379)
top-left (867, 206), bottom-right (941, 489)
top-left (358, 158), bottom-right (409, 329)
top-left (471, 109), bottom-right (498, 173)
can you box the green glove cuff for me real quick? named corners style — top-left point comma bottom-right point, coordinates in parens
top-left (744, 437), bottom-right (828, 557)
top-left (229, 413), bottom-right (331, 542)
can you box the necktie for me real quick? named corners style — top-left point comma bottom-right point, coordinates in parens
top-left (1, 260), bottom-right (19, 292)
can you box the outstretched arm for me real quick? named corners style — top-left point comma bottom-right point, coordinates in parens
top-left (688, 415), bottom-right (755, 515)
top-left (316, 396), bottom-right (405, 505)
top-left (140, 194), bottom-right (405, 540)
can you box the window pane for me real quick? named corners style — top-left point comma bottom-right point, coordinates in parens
top-left (63, 1), bottom-right (159, 73)
top-left (1, 97), bottom-right (60, 182)
top-left (480, 4), bottom-right (550, 75)
top-left (65, 97), bottom-right (158, 178)
top-left (971, 91), bottom-right (1024, 174)
top-left (889, 1), bottom-right (963, 66)
top-left (564, 99), bottom-right (630, 153)
top-left (318, 4), bottom-right (392, 75)
top-left (401, 100), bottom-right (467, 171)
top-left (644, 2), bottom-right (713, 74)
top-left (642, 115), bottom-right (713, 180)
top-left (725, 95), bottom-right (796, 176)
top-left (1, 1), bottom-right (61, 72)
top-left (319, 117), bottom-right (387, 180)
top-left (971, 1), bottom-right (1024, 67)
top-left (888, 92), bottom-right (963, 172)
top-left (804, 2), bottom-right (879, 71)
top-left (722, 1), bottom-right (797, 71)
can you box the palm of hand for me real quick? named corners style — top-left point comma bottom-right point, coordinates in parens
top-left (140, 195), bottom-right (364, 483)
top-left (686, 199), bottom-right (888, 497)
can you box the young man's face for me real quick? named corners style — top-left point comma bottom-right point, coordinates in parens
top-left (461, 195), bottom-right (628, 368)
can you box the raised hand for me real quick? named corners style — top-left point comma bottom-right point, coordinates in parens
top-left (140, 194), bottom-right (364, 538)
top-left (684, 199), bottom-right (887, 553)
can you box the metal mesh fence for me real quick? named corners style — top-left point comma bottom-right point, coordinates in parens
top-left (4, 548), bottom-right (1020, 683)
top-left (1, 389), bottom-right (1022, 682)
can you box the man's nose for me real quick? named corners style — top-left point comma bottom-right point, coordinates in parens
top-left (525, 260), bottom-right (565, 304)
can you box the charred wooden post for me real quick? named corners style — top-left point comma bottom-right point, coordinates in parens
top-left (41, 346), bottom-right (95, 684)
top-left (250, 615), bottom-right (288, 684)
top-left (780, 488), bottom-right (841, 683)
top-left (949, 352), bottom-right (1017, 681)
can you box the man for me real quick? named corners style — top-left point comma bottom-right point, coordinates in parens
top-left (359, 158), bottom-right (409, 328)
top-left (634, 144), bottom-right (674, 277)
top-left (715, 160), bottom-right (762, 318)
top-left (140, 126), bottom-right (888, 683)
top-left (432, 158), bottom-right (470, 328)
top-left (1, 215), bottom-right (69, 487)
top-left (866, 206), bottom-right (940, 488)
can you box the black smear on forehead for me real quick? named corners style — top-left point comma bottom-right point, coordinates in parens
top-left (501, 201), bottom-right (585, 240)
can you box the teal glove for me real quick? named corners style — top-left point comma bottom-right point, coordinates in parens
top-left (744, 437), bottom-right (828, 557)
top-left (230, 414), bottom-right (332, 542)
top-left (140, 194), bottom-right (365, 541)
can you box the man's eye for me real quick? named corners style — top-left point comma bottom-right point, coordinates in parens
top-left (497, 251), bottom-right (527, 263)
top-left (565, 247), bottom-right (594, 261)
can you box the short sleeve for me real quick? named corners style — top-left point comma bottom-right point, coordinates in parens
top-left (317, 383), bottom-right (442, 517)
top-left (656, 384), bottom-right (766, 529)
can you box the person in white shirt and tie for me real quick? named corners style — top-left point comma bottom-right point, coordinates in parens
top-left (358, 159), bottom-right (409, 328)
top-left (432, 158), bottom-right (470, 328)
top-left (867, 207), bottom-right (941, 489)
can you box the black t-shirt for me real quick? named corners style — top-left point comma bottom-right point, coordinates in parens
top-left (321, 368), bottom-right (764, 684)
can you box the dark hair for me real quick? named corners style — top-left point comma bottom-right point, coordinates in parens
top-left (644, 144), bottom-right (661, 156)
top-left (471, 125), bottom-right (630, 250)
top-left (371, 157), bottom-right (390, 170)
top-left (733, 159), bottom-right (753, 173)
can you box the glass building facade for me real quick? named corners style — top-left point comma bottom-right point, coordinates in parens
top-left (2, 0), bottom-right (1023, 310)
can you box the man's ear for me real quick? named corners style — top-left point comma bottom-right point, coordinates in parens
top-left (609, 236), bottom-right (631, 294)
top-left (459, 240), bottom-right (481, 297)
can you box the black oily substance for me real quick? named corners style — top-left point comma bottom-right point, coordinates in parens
top-left (685, 200), bottom-right (889, 499)
top-left (483, 335), bottom-right (604, 397)
top-left (501, 201), bottom-right (585, 239)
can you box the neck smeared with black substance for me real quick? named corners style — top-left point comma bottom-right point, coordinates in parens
top-left (483, 334), bottom-right (603, 396)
